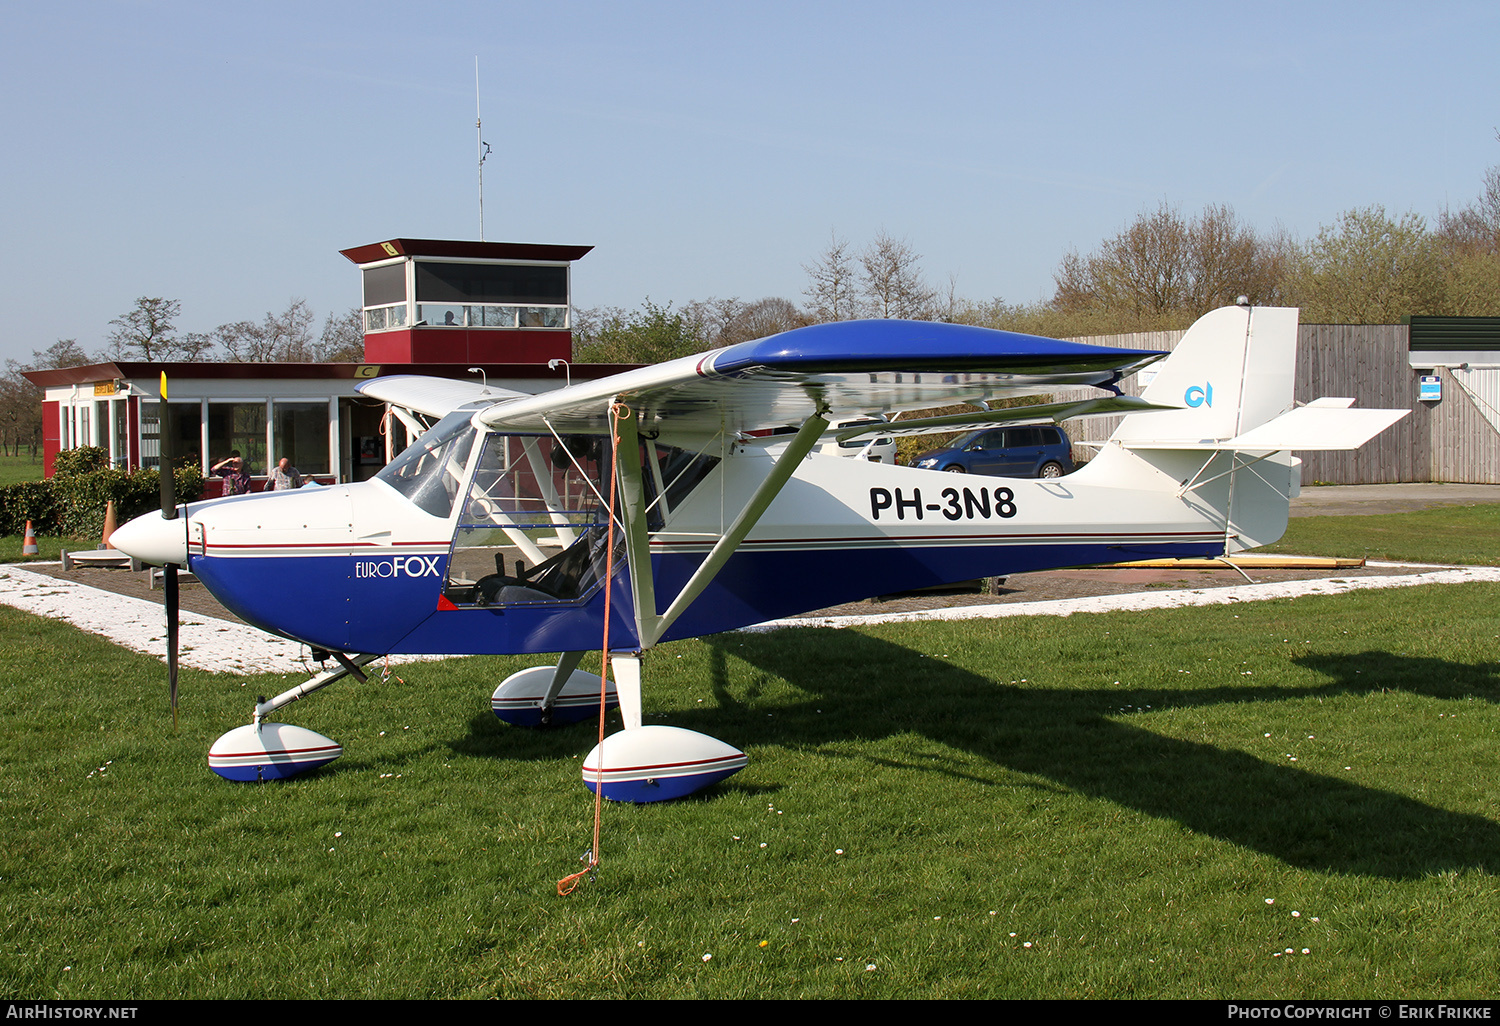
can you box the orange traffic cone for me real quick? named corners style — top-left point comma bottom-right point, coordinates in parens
top-left (22, 520), bottom-right (37, 556)
top-left (101, 500), bottom-right (117, 550)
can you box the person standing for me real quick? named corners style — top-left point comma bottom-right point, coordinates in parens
top-left (211, 451), bottom-right (252, 495)
top-left (271, 457), bottom-right (303, 491)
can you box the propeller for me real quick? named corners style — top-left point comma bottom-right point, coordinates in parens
top-left (158, 372), bottom-right (180, 729)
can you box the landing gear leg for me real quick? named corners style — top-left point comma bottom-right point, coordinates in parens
top-left (610, 651), bottom-right (642, 730)
top-left (538, 650), bottom-right (588, 727)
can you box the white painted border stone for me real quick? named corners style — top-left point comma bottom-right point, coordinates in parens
top-left (744, 562), bottom-right (1500, 632)
top-left (0, 565), bottom-right (448, 675)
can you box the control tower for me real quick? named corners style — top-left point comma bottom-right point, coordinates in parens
top-left (340, 238), bottom-right (593, 364)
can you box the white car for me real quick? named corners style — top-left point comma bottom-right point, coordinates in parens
top-left (821, 416), bottom-right (897, 463)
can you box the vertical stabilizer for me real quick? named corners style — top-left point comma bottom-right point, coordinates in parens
top-left (1110, 305), bottom-right (1298, 446)
top-left (1096, 306), bottom-right (1302, 554)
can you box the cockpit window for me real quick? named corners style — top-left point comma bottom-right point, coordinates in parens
top-left (441, 431), bottom-right (725, 608)
top-left (445, 433), bottom-right (618, 607)
top-left (375, 410), bottom-right (479, 518)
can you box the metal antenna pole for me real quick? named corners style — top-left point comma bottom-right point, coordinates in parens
top-left (476, 56), bottom-right (484, 241)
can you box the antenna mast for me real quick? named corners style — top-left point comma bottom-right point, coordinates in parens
top-left (476, 56), bottom-right (491, 241)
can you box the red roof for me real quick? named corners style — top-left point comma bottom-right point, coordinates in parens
top-left (22, 360), bottom-right (637, 388)
top-left (339, 239), bottom-right (594, 266)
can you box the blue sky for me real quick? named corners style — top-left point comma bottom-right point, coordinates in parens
top-left (2, 1), bottom-right (1496, 365)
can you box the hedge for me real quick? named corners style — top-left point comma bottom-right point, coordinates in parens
top-left (0, 447), bottom-right (205, 538)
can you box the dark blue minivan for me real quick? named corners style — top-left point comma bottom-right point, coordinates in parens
top-left (910, 425), bottom-right (1074, 478)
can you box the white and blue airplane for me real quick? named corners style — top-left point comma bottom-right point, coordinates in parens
top-left (111, 304), bottom-right (1407, 799)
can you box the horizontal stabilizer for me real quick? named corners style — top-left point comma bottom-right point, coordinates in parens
top-left (1123, 403), bottom-right (1409, 452)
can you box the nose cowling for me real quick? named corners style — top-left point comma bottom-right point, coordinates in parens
top-left (111, 509), bottom-right (189, 566)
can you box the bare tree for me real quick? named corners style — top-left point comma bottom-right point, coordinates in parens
top-left (0, 369), bottom-right (39, 457)
top-left (105, 297), bottom-right (180, 361)
top-left (935, 272), bottom-right (962, 322)
top-left (1438, 164), bottom-right (1500, 258)
top-left (1184, 204), bottom-right (1287, 309)
top-left (686, 296), bottom-right (806, 347)
top-left (176, 331), bottom-right (218, 361)
top-left (735, 296), bottom-right (804, 340)
top-left (802, 230), bottom-right (862, 322)
top-left (318, 307), bottom-right (366, 362)
top-left (31, 338), bottom-right (93, 369)
top-left (684, 297), bottom-right (747, 347)
top-left (1054, 204), bottom-right (1191, 318)
top-left (1054, 203), bottom-right (1285, 324)
top-left (216, 298), bottom-right (317, 362)
top-left (860, 230), bottom-right (934, 319)
top-left (1, 339), bottom-right (94, 458)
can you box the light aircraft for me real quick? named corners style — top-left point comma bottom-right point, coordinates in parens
top-left (111, 304), bottom-right (1407, 799)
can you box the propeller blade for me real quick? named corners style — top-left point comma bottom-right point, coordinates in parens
top-left (159, 373), bottom-right (177, 519)
top-left (166, 564), bottom-right (179, 730)
top-left (159, 372), bottom-right (181, 729)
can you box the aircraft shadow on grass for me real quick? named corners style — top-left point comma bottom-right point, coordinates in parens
top-left (595, 632), bottom-right (1500, 881)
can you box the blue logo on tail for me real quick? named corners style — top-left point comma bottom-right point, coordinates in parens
top-left (1184, 383), bottom-right (1213, 408)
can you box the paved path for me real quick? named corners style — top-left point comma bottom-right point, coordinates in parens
top-left (1290, 483), bottom-right (1500, 516)
top-left (0, 565), bottom-right (450, 676)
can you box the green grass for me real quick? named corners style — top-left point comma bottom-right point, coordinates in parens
top-left (0, 453), bottom-right (66, 560)
top-left (4, 582), bottom-right (1500, 999)
top-left (0, 452), bottom-right (45, 487)
top-left (0, 451), bottom-right (79, 560)
top-left (0, 534), bottom-right (70, 562)
top-left (1262, 504), bottom-right (1500, 566)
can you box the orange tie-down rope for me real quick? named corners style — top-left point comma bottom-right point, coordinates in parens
top-left (558, 402), bottom-right (628, 896)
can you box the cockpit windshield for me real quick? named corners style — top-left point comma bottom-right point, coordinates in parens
top-left (374, 409), bottom-right (479, 518)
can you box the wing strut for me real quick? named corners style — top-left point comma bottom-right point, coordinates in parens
top-left (614, 402), bottom-right (830, 650)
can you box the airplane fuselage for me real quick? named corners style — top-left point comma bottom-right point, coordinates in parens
top-left (164, 433), bottom-right (1240, 657)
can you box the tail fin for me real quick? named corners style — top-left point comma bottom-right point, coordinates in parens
top-left (1097, 305), bottom-right (1406, 553)
top-left (1110, 305), bottom-right (1297, 448)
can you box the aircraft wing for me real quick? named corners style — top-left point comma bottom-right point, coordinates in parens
top-left (475, 320), bottom-right (1165, 437)
top-left (357, 375), bottom-right (530, 418)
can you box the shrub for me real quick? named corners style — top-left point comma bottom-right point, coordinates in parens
top-left (53, 446), bottom-right (110, 477)
top-left (0, 452), bottom-right (204, 539)
top-left (0, 481), bottom-right (61, 536)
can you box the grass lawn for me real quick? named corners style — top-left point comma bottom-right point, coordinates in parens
top-left (4, 490), bottom-right (1500, 997)
top-left (0, 451), bottom-right (45, 487)
top-left (3, 579), bottom-right (1500, 999)
top-left (1264, 504), bottom-right (1500, 567)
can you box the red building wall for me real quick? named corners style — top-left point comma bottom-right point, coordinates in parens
top-left (41, 401), bottom-right (59, 478)
top-left (363, 328), bottom-right (571, 365)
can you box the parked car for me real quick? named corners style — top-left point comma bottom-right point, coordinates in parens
top-left (910, 424), bottom-right (1074, 478)
top-left (820, 416), bottom-right (897, 464)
